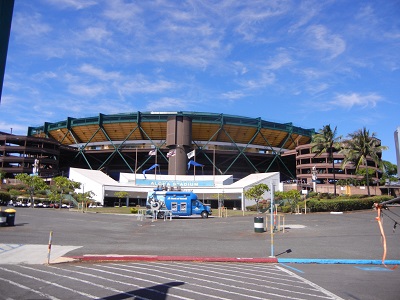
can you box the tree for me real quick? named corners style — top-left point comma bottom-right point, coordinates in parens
top-left (15, 174), bottom-right (47, 207)
top-left (311, 125), bottom-right (342, 196)
top-left (380, 160), bottom-right (399, 185)
top-left (50, 176), bottom-right (80, 208)
top-left (0, 170), bottom-right (5, 184)
top-left (76, 190), bottom-right (96, 209)
top-left (274, 190), bottom-right (301, 213)
top-left (340, 127), bottom-right (387, 196)
top-left (115, 191), bottom-right (129, 207)
top-left (244, 183), bottom-right (269, 212)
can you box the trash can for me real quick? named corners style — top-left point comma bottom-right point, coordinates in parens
top-left (254, 216), bottom-right (265, 233)
top-left (5, 209), bottom-right (16, 226)
top-left (0, 211), bottom-right (7, 227)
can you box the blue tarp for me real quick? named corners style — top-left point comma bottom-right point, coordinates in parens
top-left (143, 164), bottom-right (160, 178)
top-left (187, 160), bottom-right (204, 170)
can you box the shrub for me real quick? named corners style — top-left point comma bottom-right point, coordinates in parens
top-left (6, 184), bottom-right (26, 191)
top-left (0, 191), bottom-right (11, 205)
top-left (130, 207), bottom-right (139, 214)
top-left (280, 205), bottom-right (292, 213)
top-left (305, 197), bottom-right (386, 212)
top-left (307, 192), bottom-right (318, 199)
top-left (246, 204), bottom-right (258, 211)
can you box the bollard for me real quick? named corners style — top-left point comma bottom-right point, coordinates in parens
top-left (254, 216), bottom-right (265, 233)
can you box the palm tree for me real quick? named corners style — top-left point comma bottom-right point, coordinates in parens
top-left (340, 127), bottom-right (387, 196)
top-left (311, 125), bottom-right (342, 196)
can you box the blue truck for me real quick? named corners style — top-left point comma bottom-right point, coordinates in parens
top-left (146, 188), bottom-right (212, 219)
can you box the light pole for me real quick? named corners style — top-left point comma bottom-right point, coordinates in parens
top-left (312, 166), bottom-right (318, 193)
top-left (269, 183), bottom-right (275, 258)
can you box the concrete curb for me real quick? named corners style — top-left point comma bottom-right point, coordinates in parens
top-left (64, 255), bottom-right (400, 265)
top-left (278, 258), bottom-right (400, 265)
top-left (66, 255), bottom-right (278, 263)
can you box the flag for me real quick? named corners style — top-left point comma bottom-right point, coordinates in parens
top-left (142, 164), bottom-right (160, 178)
top-left (187, 149), bottom-right (195, 159)
top-left (188, 160), bottom-right (204, 170)
top-left (167, 149), bottom-right (176, 158)
top-left (148, 150), bottom-right (156, 156)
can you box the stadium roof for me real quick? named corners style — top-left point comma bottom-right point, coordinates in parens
top-left (27, 111), bottom-right (314, 151)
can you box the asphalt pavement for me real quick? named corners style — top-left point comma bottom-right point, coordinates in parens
top-left (1, 206), bottom-right (399, 265)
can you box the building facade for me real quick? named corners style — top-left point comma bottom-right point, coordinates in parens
top-left (0, 132), bottom-right (65, 178)
top-left (292, 143), bottom-right (381, 194)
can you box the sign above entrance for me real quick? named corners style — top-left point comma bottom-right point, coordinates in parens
top-left (133, 179), bottom-right (215, 187)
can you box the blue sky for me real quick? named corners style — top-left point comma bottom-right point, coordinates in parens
top-left (1, 0), bottom-right (399, 164)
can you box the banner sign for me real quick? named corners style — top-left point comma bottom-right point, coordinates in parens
top-left (133, 179), bottom-right (215, 187)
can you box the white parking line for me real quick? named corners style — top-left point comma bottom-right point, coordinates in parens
top-left (108, 262), bottom-right (325, 300)
top-left (0, 276), bottom-right (61, 300)
top-left (52, 264), bottom-right (194, 300)
top-left (0, 266), bottom-right (97, 299)
top-left (18, 265), bottom-right (153, 300)
top-left (276, 265), bottom-right (345, 300)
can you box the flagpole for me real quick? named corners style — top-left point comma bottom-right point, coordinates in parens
top-left (155, 149), bottom-right (157, 181)
top-left (175, 147), bottom-right (177, 183)
top-left (135, 147), bottom-right (137, 185)
top-left (213, 148), bottom-right (215, 186)
top-left (193, 151), bottom-right (196, 181)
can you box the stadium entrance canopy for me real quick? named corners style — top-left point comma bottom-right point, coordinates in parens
top-left (69, 167), bottom-right (281, 210)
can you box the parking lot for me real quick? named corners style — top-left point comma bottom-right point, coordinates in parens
top-left (1, 207), bottom-right (399, 299)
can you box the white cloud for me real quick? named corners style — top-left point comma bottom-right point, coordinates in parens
top-left (118, 76), bottom-right (176, 95)
top-left (79, 26), bottom-right (111, 43)
top-left (306, 25), bottom-right (346, 59)
top-left (234, 1), bottom-right (290, 42)
top-left (266, 52), bottom-right (292, 70)
top-left (79, 64), bottom-right (120, 81)
top-left (331, 93), bottom-right (383, 109)
top-left (237, 72), bottom-right (275, 89)
top-left (45, 0), bottom-right (97, 10)
top-left (145, 97), bottom-right (188, 111)
top-left (68, 83), bottom-right (105, 97)
top-left (32, 71), bottom-right (58, 81)
top-left (0, 121), bottom-right (28, 135)
top-left (221, 90), bottom-right (246, 100)
top-left (13, 12), bottom-right (52, 40)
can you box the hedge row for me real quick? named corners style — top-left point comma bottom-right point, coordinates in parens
top-left (300, 195), bottom-right (392, 213)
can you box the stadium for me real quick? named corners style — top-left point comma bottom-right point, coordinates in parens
top-left (2, 111), bottom-right (387, 207)
top-left (23, 111), bottom-right (313, 208)
top-left (26, 111), bottom-right (314, 181)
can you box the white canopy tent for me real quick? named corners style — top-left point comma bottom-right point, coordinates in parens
top-left (69, 167), bottom-right (281, 210)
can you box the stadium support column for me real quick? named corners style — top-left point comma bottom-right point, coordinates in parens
top-left (166, 116), bottom-right (192, 175)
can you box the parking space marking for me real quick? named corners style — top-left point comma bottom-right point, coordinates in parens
top-left (172, 262), bottom-right (317, 293)
top-left (76, 264), bottom-right (230, 300)
top-left (0, 266), bottom-right (97, 299)
top-left (277, 265), bottom-right (345, 300)
top-left (355, 266), bottom-right (394, 272)
top-left (0, 262), bottom-right (344, 300)
top-left (0, 243), bottom-right (23, 253)
top-left (105, 264), bottom-right (268, 299)
top-left (0, 276), bottom-right (61, 300)
top-left (106, 262), bottom-right (339, 299)
top-left (279, 263), bottom-right (305, 274)
top-left (51, 264), bottom-right (195, 300)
